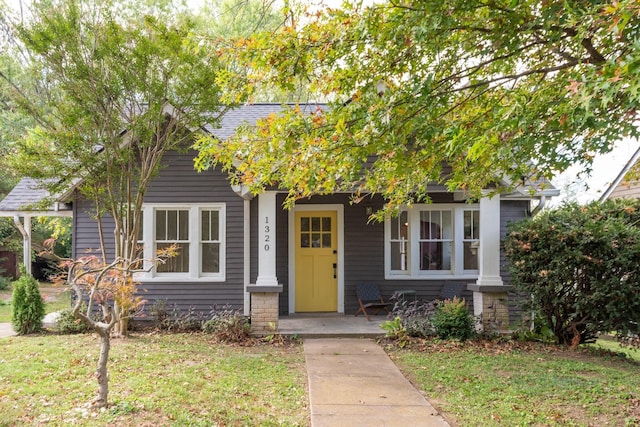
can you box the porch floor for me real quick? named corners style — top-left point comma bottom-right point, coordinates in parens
top-left (278, 314), bottom-right (387, 338)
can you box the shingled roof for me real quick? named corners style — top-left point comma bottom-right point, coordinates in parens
top-left (0, 178), bottom-right (71, 216)
top-left (203, 103), bottom-right (324, 140)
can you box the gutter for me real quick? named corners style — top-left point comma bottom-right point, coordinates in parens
top-left (13, 215), bottom-right (28, 240)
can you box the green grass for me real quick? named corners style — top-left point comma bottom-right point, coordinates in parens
top-left (0, 283), bottom-right (70, 323)
top-left (0, 333), bottom-right (309, 426)
top-left (390, 340), bottom-right (640, 427)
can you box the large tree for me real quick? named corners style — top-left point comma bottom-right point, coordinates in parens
top-left (1, 0), bottom-right (237, 407)
top-left (196, 0), bottom-right (640, 213)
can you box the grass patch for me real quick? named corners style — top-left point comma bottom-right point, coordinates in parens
top-left (389, 339), bottom-right (640, 427)
top-left (0, 333), bottom-right (308, 426)
top-left (0, 283), bottom-right (70, 322)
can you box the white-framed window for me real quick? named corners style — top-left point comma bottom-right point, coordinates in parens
top-left (384, 204), bottom-right (479, 279)
top-left (137, 203), bottom-right (226, 281)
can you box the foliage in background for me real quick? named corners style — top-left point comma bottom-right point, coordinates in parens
top-left (11, 269), bottom-right (45, 334)
top-left (431, 297), bottom-right (475, 341)
top-left (56, 306), bottom-right (92, 334)
top-left (505, 199), bottom-right (640, 347)
top-left (197, 0), bottom-right (640, 214)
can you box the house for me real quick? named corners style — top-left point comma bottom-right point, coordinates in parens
top-left (601, 145), bottom-right (640, 201)
top-left (0, 103), bottom-right (559, 334)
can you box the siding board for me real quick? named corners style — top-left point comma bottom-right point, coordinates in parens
top-left (72, 149), bottom-right (246, 315)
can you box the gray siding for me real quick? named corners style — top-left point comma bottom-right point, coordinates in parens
top-left (73, 149), bottom-right (246, 314)
top-left (499, 199), bottom-right (532, 326)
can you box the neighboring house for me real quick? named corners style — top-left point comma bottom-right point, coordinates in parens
top-left (0, 103), bottom-right (559, 333)
top-left (601, 146), bottom-right (640, 201)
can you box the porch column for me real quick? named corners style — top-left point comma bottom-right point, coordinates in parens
top-left (256, 191), bottom-right (278, 286)
top-left (13, 215), bottom-right (32, 276)
top-left (247, 191), bottom-right (282, 335)
top-left (468, 192), bottom-right (510, 332)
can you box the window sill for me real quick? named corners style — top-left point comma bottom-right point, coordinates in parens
top-left (385, 273), bottom-right (478, 281)
top-left (134, 275), bottom-right (226, 283)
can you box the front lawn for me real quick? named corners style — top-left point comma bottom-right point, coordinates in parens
top-left (0, 333), bottom-right (309, 426)
top-left (389, 339), bottom-right (640, 426)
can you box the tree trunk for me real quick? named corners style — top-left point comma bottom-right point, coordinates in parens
top-left (113, 302), bottom-right (129, 337)
top-left (93, 328), bottom-right (111, 408)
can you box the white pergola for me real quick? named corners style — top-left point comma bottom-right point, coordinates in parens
top-left (0, 178), bottom-right (72, 275)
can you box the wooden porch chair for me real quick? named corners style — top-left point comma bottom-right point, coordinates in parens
top-left (355, 283), bottom-right (392, 321)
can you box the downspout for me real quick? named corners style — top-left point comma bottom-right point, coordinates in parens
top-left (530, 195), bottom-right (547, 217)
top-left (13, 215), bottom-right (32, 276)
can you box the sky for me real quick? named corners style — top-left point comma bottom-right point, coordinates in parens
top-left (550, 138), bottom-right (640, 205)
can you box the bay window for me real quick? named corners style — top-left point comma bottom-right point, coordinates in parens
top-left (385, 204), bottom-right (479, 278)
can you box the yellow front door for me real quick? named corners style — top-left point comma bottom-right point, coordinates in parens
top-left (295, 211), bottom-right (338, 312)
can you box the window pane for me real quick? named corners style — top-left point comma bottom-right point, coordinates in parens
top-left (464, 210), bottom-right (480, 240)
top-left (441, 211), bottom-right (452, 239)
top-left (463, 242), bottom-right (478, 270)
top-left (156, 242), bottom-right (189, 272)
top-left (201, 210), bottom-right (219, 241)
top-left (473, 211), bottom-right (480, 240)
top-left (210, 211), bottom-right (219, 240)
top-left (311, 217), bottom-right (320, 231)
top-left (322, 217), bottom-right (331, 232)
top-left (156, 210), bottom-right (166, 240)
top-left (167, 210), bottom-right (177, 240)
top-left (301, 217), bottom-right (310, 232)
top-left (420, 241), bottom-right (452, 271)
top-left (178, 210), bottom-right (189, 240)
top-left (202, 211), bottom-right (210, 240)
top-left (322, 233), bottom-right (331, 248)
top-left (311, 233), bottom-right (321, 247)
top-left (301, 233), bottom-right (310, 248)
top-left (202, 243), bottom-right (220, 273)
top-left (391, 241), bottom-right (408, 271)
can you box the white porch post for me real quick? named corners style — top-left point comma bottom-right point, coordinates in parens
top-left (476, 193), bottom-right (503, 287)
top-left (469, 192), bottom-right (510, 332)
top-left (13, 215), bottom-right (32, 276)
top-left (247, 190), bottom-right (282, 335)
top-left (256, 191), bottom-right (278, 286)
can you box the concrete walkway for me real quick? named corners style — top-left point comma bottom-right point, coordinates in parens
top-left (304, 338), bottom-right (450, 427)
top-left (0, 322), bottom-right (16, 338)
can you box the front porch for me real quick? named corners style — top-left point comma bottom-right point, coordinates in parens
top-left (278, 314), bottom-right (387, 338)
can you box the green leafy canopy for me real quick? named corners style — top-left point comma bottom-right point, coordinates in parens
top-left (196, 0), bottom-right (640, 212)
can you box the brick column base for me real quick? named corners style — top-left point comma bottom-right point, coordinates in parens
top-left (472, 290), bottom-right (510, 333)
top-left (249, 291), bottom-right (280, 336)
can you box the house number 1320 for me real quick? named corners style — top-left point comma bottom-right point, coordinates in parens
top-left (264, 217), bottom-right (271, 251)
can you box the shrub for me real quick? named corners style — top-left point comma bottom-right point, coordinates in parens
top-left (431, 297), bottom-right (475, 341)
top-left (11, 272), bottom-right (45, 334)
top-left (202, 306), bottom-right (250, 343)
top-left (57, 307), bottom-right (92, 334)
top-left (0, 275), bottom-right (11, 291)
top-left (388, 294), bottom-right (437, 338)
top-left (505, 199), bottom-right (640, 347)
top-left (150, 300), bottom-right (207, 332)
